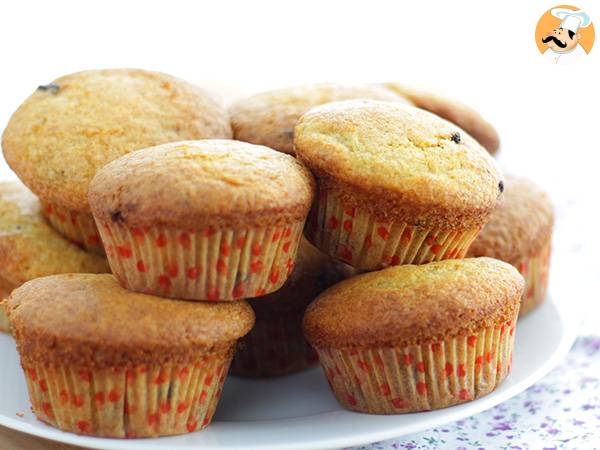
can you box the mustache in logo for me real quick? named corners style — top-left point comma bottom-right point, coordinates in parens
top-left (542, 35), bottom-right (567, 48)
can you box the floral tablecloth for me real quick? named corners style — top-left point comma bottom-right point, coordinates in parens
top-left (355, 337), bottom-right (600, 450)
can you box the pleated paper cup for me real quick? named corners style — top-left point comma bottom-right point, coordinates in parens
top-left (517, 241), bottom-right (551, 316)
top-left (41, 201), bottom-right (104, 254)
top-left (230, 309), bottom-right (318, 377)
top-left (96, 219), bottom-right (305, 301)
top-left (305, 187), bottom-right (481, 270)
top-left (22, 354), bottom-right (231, 438)
top-left (315, 319), bottom-right (516, 414)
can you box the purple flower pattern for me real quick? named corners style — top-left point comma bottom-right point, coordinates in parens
top-left (352, 337), bottom-right (600, 450)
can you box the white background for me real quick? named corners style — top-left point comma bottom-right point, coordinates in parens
top-left (0, 0), bottom-right (598, 329)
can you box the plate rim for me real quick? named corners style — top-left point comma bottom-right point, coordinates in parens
top-left (0, 296), bottom-right (579, 450)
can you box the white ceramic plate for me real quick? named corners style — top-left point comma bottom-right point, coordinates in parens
top-left (0, 296), bottom-right (576, 450)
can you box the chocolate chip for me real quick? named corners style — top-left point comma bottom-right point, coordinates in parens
top-left (37, 83), bottom-right (60, 94)
top-left (110, 211), bottom-right (124, 223)
top-left (281, 129), bottom-right (294, 139)
top-left (499, 180), bottom-right (504, 193)
top-left (451, 132), bottom-right (461, 144)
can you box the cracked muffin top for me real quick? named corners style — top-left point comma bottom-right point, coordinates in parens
top-left (229, 83), bottom-right (407, 155)
top-left (294, 100), bottom-right (503, 229)
top-left (88, 140), bottom-right (315, 229)
top-left (2, 69), bottom-right (232, 213)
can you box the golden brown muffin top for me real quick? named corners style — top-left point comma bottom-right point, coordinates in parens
top-left (381, 84), bottom-right (500, 155)
top-left (467, 176), bottom-right (554, 264)
top-left (0, 277), bottom-right (13, 332)
top-left (295, 100), bottom-right (504, 229)
top-left (6, 274), bottom-right (255, 367)
top-left (230, 83), bottom-right (407, 155)
top-left (303, 258), bottom-right (523, 349)
top-left (0, 276), bottom-right (14, 298)
top-left (0, 181), bottom-right (109, 287)
top-left (249, 238), bottom-right (354, 316)
top-left (89, 139), bottom-right (315, 229)
top-left (2, 69), bottom-right (232, 213)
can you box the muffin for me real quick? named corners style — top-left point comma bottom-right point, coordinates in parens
top-left (4, 274), bottom-right (254, 437)
top-left (303, 258), bottom-right (524, 414)
top-left (467, 176), bottom-right (553, 316)
top-left (230, 83), bottom-right (407, 155)
top-left (88, 140), bottom-right (315, 301)
top-left (230, 238), bottom-right (353, 377)
top-left (0, 181), bottom-right (110, 333)
top-left (0, 278), bottom-right (13, 332)
top-left (2, 69), bottom-right (232, 253)
top-left (381, 84), bottom-right (500, 155)
top-left (295, 100), bottom-right (504, 270)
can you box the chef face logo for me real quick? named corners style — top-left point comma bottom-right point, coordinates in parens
top-left (542, 26), bottom-right (580, 52)
top-left (535, 5), bottom-right (594, 61)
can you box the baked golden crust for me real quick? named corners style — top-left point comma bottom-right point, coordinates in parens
top-left (230, 83), bottom-right (407, 155)
top-left (0, 277), bottom-right (12, 332)
top-left (467, 176), bottom-right (554, 264)
top-left (303, 257), bottom-right (523, 349)
top-left (249, 238), bottom-right (354, 316)
top-left (381, 83), bottom-right (500, 155)
top-left (0, 276), bottom-right (14, 298)
top-left (2, 69), bottom-right (232, 213)
top-left (0, 181), bottom-right (109, 286)
top-left (294, 100), bottom-right (504, 229)
top-left (6, 274), bottom-right (255, 367)
top-left (88, 140), bottom-right (315, 229)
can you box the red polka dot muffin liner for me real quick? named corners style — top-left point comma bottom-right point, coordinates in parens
top-left (230, 310), bottom-right (318, 377)
top-left (305, 188), bottom-right (481, 270)
top-left (517, 241), bottom-right (551, 316)
top-left (97, 220), bottom-right (304, 301)
top-left (41, 201), bottom-right (104, 254)
top-left (22, 355), bottom-right (229, 438)
top-left (315, 320), bottom-right (516, 414)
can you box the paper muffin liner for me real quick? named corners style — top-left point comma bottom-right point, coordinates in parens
top-left (230, 310), bottom-right (318, 377)
top-left (96, 220), bottom-right (305, 301)
top-left (517, 241), bottom-right (551, 316)
top-left (305, 187), bottom-right (481, 270)
top-left (316, 320), bottom-right (516, 414)
top-left (41, 201), bottom-right (104, 254)
top-left (22, 355), bottom-right (230, 438)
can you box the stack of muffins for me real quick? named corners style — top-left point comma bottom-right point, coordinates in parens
top-left (0, 70), bottom-right (554, 438)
